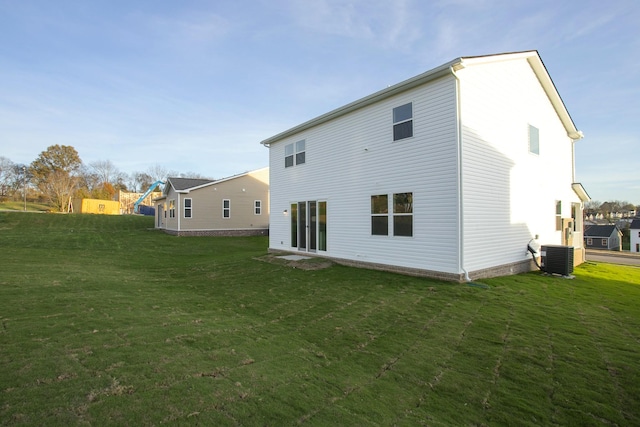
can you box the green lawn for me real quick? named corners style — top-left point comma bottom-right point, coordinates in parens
top-left (1, 212), bottom-right (639, 426)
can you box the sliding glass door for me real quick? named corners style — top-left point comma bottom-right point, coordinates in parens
top-left (291, 200), bottom-right (327, 252)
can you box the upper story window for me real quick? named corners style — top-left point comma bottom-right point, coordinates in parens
top-left (529, 125), bottom-right (540, 155)
top-left (393, 103), bottom-right (413, 141)
top-left (184, 198), bottom-right (192, 218)
top-left (254, 200), bottom-right (262, 215)
top-left (285, 140), bottom-right (306, 167)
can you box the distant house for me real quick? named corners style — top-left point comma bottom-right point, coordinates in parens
top-left (154, 168), bottom-right (269, 236)
top-left (261, 50), bottom-right (589, 281)
top-left (584, 225), bottom-right (622, 251)
top-left (631, 219), bottom-right (640, 253)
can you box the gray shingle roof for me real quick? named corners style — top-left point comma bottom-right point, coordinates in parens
top-left (584, 224), bottom-right (618, 238)
top-left (631, 219), bottom-right (640, 230)
top-left (167, 177), bottom-right (215, 191)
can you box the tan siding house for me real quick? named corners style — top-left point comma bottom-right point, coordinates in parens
top-left (154, 168), bottom-right (269, 236)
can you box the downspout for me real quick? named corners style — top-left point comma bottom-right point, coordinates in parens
top-left (451, 65), bottom-right (471, 282)
top-left (177, 193), bottom-right (181, 232)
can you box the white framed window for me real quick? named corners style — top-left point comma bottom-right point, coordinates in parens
top-left (169, 199), bottom-right (175, 218)
top-left (602, 239), bottom-right (608, 246)
top-left (393, 103), bottom-right (413, 141)
top-left (371, 194), bottom-right (389, 236)
top-left (223, 199), bottom-right (230, 218)
top-left (529, 124), bottom-right (540, 155)
top-left (184, 198), bottom-right (192, 218)
top-left (254, 200), bottom-right (262, 215)
top-left (371, 193), bottom-right (413, 237)
top-left (587, 238), bottom-right (593, 245)
top-left (285, 140), bottom-right (306, 167)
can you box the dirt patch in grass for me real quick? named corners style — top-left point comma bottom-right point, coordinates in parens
top-left (254, 254), bottom-right (334, 270)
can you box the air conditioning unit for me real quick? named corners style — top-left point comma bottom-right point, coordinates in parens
top-left (540, 245), bottom-right (574, 276)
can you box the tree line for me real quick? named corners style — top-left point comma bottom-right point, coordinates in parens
top-left (584, 200), bottom-right (639, 219)
top-left (0, 145), bottom-right (208, 212)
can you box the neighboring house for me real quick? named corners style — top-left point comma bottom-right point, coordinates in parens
top-left (631, 219), bottom-right (640, 253)
top-left (154, 168), bottom-right (269, 236)
top-left (260, 50), bottom-right (590, 281)
top-left (584, 225), bottom-right (622, 251)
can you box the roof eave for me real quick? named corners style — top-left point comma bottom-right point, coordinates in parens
top-left (260, 60), bottom-right (459, 147)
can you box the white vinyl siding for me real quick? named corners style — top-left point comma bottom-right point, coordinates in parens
top-left (268, 76), bottom-right (460, 274)
top-left (458, 58), bottom-right (581, 272)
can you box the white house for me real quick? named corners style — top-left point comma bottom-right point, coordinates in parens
top-left (260, 51), bottom-right (590, 281)
top-left (631, 219), bottom-right (640, 253)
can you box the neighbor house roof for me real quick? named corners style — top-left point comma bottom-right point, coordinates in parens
top-left (631, 219), bottom-right (640, 230)
top-left (166, 177), bottom-right (215, 192)
top-left (165, 167), bottom-right (269, 195)
top-left (260, 50), bottom-right (582, 147)
top-left (584, 224), bottom-right (619, 238)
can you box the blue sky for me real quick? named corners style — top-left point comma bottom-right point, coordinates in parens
top-left (0, 0), bottom-right (638, 203)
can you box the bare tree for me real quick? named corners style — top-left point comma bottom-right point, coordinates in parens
top-left (90, 160), bottom-right (121, 185)
top-left (146, 164), bottom-right (176, 183)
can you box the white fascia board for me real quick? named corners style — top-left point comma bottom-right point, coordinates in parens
top-left (260, 60), bottom-right (459, 147)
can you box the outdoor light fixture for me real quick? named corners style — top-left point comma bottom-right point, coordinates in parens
top-left (283, 209), bottom-right (288, 216)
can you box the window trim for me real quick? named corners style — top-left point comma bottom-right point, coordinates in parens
top-left (393, 102), bottom-right (413, 141)
top-left (223, 199), bottom-right (230, 219)
top-left (254, 200), bottom-right (262, 215)
top-left (602, 238), bottom-right (608, 246)
top-left (169, 199), bottom-right (176, 218)
top-left (370, 192), bottom-right (413, 237)
top-left (184, 198), bottom-right (192, 219)
top-left (285, 140), bottom-right (306, 168)
top-left (371, 194), bottom-right (389, 236)
top-left (393, 192), bottom-right (413, 237)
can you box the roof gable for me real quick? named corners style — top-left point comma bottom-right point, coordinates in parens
top-left (631, 219), bottom-right (640, 229)
top-left (260, 50), bottom-right (582, 147)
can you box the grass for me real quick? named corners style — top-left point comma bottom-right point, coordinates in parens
top-left (1, 212), bottom-right (639, 426)
top-left (0, 201), bottom-right (50, 212)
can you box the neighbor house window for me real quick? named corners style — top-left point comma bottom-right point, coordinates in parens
top-left (587, 238), bottom-right (593, 245)
top-left (169, 200), bottom-right (175, 218)
top-left (529, 125), bottom-right (540, 155)
top-left (184, 198), bottom-right (192, 218)
top-left (393, 103), bottom-right (413, 141)
top-left (602, 239), bottom-right (608, 246)
top-left (393, 193), bottom-right (413, 237)
top-left (556, 201), bottom-right (562, 231)
top-left (255, 200), bottom-right (262, 215)
top-left (223, 199), bottom-right (230, 218)
top-left (371, 195), bottom-right (388, 236)
top-left (285, 140), bottom-right (306, 167)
